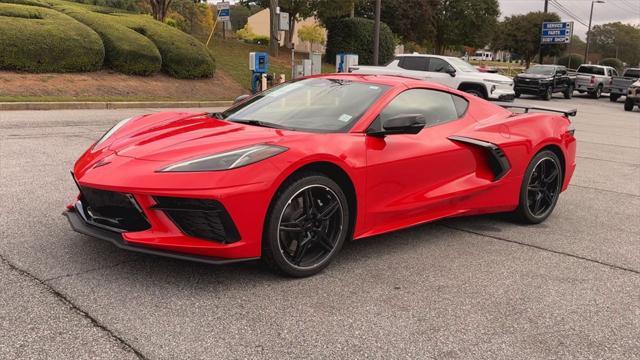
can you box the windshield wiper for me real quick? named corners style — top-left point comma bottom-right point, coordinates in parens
top-left (229, 119), bottom-right (288, 129)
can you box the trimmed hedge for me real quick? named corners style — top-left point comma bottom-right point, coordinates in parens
top-left (0, 3), bottom-right (104, 72)
top-left (557, 54), bottom-right (584, 69)
top-left (600, 58), bottom-right (624, 72)
top-left (326, 17), bottom-right (395, 65)
top-left (54, 4), bottom-right (162, 75)
top-left (112, 14), bottom-right (215, 78)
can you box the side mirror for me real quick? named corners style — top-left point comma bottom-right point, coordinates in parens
top-left (368, 114), bottom-right (426, 136)
top-left (446, 68), bottom-right (456, 77)
top-left (234, 94), bottom-right (251, 104)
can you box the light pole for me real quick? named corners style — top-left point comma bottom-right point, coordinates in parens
top-left (584, 0), bottom-right (605, 64)
top-left (373, 0), bottom-right (381, 65)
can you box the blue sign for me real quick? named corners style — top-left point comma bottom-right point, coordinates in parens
top-left (541, 21), bottom-right (573, 44)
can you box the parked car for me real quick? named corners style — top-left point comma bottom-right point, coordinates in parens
top-left (610, 68), bottom-right (640, 102)
top-left (351, 54), bottom-right (515, 101)
top-left (64, 74), bottom-right (576, 277)
top-left (574, 64), bottom-right (617, 98)
top-left (514, 65), bottom-right (575, 100)
top-left (625, 79), bottom-right (640, 111)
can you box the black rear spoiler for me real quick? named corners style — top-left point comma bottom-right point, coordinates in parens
top-left (497, 103), bottom-right (577, 117)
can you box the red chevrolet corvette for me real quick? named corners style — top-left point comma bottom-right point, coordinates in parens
top-left (65, 74), bottom-right (576, 277)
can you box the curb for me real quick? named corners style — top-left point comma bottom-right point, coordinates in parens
top-left (0, 100), bottom-right (234, 111)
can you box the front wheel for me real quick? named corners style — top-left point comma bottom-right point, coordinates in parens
top-left (262, 173), bottom-right (350, 277)
top-left (512, 150), bottom-right (563, 224)
top-left (564, 85), bottom-right (573, 99)
top-left (542, 86), bottom-right (552, 101)
top-left (609, 94), bottom-right (620, 102)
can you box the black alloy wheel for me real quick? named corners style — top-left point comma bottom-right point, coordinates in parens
top-left (564, 85), bottom-right (573, 99)
top-left (543, 86), bottom-right (553, 101)
top-left (513, 150), bottom-right (563, 224)
top-left (263, 174), bottom-right (349, 277)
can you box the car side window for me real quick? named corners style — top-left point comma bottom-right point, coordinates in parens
top-left (379, 89), bottom-right (467, 127)
top-left (398, 57), bottom-right (427, 71)
top-left (427, 58), bottom-right (453, 73)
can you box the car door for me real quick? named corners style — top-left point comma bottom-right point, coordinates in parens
top-left (425, 57), bottom-right (458, 88)
top-left (364, 88), bottom-right (480, 234)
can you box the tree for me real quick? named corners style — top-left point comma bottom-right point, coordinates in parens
top-left (298, 23), bottom-right (325, 52)
top-left (354, 0), bottom-right (434, 44)
top-left (494, 11), bottom-right (563, 68)
top-left (590, 22), bottom-right (640, 66)
top-left (430, 0), bottom-right (499, 54)
top-left (147, 0), bottom-right (173, 22)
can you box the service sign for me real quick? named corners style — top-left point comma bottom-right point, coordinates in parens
top-left (541, 21), bottom-right (573, 44)
top-left (216, 1), bottom-right (230, 22)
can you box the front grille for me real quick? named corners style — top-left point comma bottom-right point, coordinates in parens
top-left (153, 197), bottom-right (240, 243)
top-left (79, 186), bottom-right (151, 232)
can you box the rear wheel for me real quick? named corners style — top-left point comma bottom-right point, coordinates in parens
top-left (514, 90), bottom-right (521, 98)
top-left (591, 85), bottom-right (602, 99)
top-left (625, 98), bottom-right (635, 111)
top-left (513, 150), bottom-right (563, 224)
top-left (564, 85), bottom-right (573, 99)
top-left (262, 173), bottom-right (350, 277)
top-left (609, 94), bottom-right (620, 102)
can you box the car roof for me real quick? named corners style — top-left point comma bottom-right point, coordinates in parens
top-left (304, 73), bottom-right (453, 90)
top-left (395, 54), bottom-right (454, 60)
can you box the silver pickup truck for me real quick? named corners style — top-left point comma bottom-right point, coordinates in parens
top-left (574, 64), bottom-right (618, 99)
top-left (610, 68), bottom-right (640, 102)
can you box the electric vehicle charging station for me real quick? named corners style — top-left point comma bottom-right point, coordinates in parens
top-left (336, 53), bottom-right (359, 73)
top-left (249, 52), bottom-right (269, 94)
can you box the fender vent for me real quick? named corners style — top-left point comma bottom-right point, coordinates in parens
top-left (448, 136), bottom-right (511, 181)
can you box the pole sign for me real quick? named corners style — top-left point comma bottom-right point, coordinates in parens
top-left (541, 21), bottom-right (573, 44)
top-left (279, 12), bottom-right (290, 31)
top-left (216, 1), bottom-right (230, 22)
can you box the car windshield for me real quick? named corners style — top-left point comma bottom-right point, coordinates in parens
top-left (577, 65), bottom-right (605, 75)
top-left (221, 78), bottom-right (390, 132)
top-left (446, 57), bottom-right (478, 72)
top-left (526, 66), bottom-right (555, 75)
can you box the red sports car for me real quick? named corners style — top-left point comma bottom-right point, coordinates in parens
top-left (65, 74), bottom-right (576, 277)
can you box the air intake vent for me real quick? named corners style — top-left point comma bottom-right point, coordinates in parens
top-left (152, 197), bottom-right (240, 243)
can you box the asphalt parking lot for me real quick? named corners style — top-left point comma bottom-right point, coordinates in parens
top-left (1, 94), bottom-right (638, 359)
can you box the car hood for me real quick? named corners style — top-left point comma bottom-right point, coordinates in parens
top-left (105, 112), bottom-right (290, 162)
top-left (462, 71), bottom-right (513, 83)
top-left (516, 73), bottom-right (552, 80)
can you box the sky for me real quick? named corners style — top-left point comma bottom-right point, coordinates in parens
top-left (499, 0), bottom-right (640, 38)
top-left (218, 0), bottom-right (640, 39)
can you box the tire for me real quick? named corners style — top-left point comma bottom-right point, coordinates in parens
top-left (542, 86), bottom-right (552, 101)
top-left (609, 94), bottom-right (620, 102)
top-left (564, 85), bottom-right (573, 99)
top-left (591, 85), bottom-right (602, 99)
top-left (514, 90), bottom-right (521, 98)
top-left (262, 173), bottom-right (350, 277)
top-left (512, 150), bottom-right (563, 224)
top-left (624, 98), bottom-right (635, 111)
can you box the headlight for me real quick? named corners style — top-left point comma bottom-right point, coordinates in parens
top-left (159, 144), bottom-right (288, 172)
top-left (94, 117), bottom-right (134, 148)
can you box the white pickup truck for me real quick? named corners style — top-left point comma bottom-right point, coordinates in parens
top-left (351, 54), bottom-right (515, 101)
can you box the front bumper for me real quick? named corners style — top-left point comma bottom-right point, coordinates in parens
top-left (488, 85), bottom-right (516, 101)
top-left (64, 207), bottom-right (257, 264)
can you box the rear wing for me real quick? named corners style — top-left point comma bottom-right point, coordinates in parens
top-left (497, 103), bottom-right (577, 117)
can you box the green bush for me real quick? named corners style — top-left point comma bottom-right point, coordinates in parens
top-left (557, 54), bottom-right (584, 69)
top-left (112, 14), bottom-right (215, 78)
top-left (0, 3), bottom-right (104, 72)
top-left (246, 35), bottom-right (269, 45)
top-left (326, 17), bottom-right (395, 65)
top-left (54, 3), bottom-right (162, 75)
top-left (599, 58), bottom-right (624, 72)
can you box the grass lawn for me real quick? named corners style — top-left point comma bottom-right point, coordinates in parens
top-left (209, 38), bottom-right (336, 89)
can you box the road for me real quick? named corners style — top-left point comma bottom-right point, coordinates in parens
top-left (1, 95), bottom-right (639, 359)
